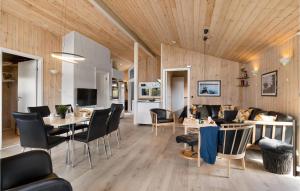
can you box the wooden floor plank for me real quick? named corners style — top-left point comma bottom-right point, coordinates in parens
top-left (1, 116), bottom-right (300, 191)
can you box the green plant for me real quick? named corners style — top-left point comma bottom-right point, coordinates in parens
top-left (57, 105), bottom-right (68, 115)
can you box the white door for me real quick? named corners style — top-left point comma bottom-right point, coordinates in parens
top-left (171, 77), bottom-right (184, 116)
top-left (18, 60), bottom-right (37, 112)
top-left (96, 72), bottom-right (110, 108)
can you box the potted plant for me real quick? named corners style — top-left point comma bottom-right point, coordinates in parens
top-left (57, 105), bottom-right (68, 119)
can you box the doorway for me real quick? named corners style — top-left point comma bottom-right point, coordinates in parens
top-left (0, 48), bottom-right (43, 148)
top-left (162, 68), bottom-right (190, 118)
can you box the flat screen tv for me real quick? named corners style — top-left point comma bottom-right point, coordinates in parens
top-left (76, 88), bottom-right (97, 106)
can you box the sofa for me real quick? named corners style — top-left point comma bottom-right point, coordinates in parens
top-left (180, 105), bottom-right (295, 144)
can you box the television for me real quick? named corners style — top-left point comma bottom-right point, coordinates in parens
top-left (76, 88), bottom-right (97, 106)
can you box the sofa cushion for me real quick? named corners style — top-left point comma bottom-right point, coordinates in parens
top-left (209, 105), bottom-right (221, 119)
top-left (254, 114), bottom-right (277, 122)
top-left (218, 105), bottom-right (235, 118)
top-left (248, 107), bottom-right (264, 120)
top-left (224, 110), bottom-right (238, 122)
top-left (196, 105), bottom-right (209, 119)
top-left (267, 111), bottom-right (294, 122)
top-left (233, 109), bottom-right (253, 123)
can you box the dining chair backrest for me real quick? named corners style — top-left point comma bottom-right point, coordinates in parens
top-left (86, 109), bottom-right (111, 142)
top-left (28, 106), bottom-right (51, 117)
top-left (150, 108), bottom-right (167, 120)
top-left (219, 124), bottom-right (254, 156)
top-left (55, 104), bottom-right (73, 114)
top-left (12, 112), bottom-right (48, 149)
top-left (107, 104), bottom-right (123, 134)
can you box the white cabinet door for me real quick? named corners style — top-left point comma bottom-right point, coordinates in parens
top-left (18, 60), bottom-right (37, 112)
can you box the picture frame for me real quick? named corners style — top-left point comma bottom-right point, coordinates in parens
top-left (197, 80), bottom-right (221, 97)
top-left (261, 70), bottom-right (277, 96)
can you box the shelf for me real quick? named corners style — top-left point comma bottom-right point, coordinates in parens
top-left (237, 85), bottom-right (249, 87)
top-left (237, 77), bottom-right (250, 79)
top-left (3, 79), bottom-right (15, 83)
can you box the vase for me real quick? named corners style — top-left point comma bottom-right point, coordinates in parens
top-left (60, 113), bottom-right (66, 119)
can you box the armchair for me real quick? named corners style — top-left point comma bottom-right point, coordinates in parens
top-left (1, 150), bottom-right (72, 191)
top-left (150, 108), bottom-right (176, 136)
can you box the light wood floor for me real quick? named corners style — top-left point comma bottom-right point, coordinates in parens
top-left (1, 116), bottom-right (300, 191)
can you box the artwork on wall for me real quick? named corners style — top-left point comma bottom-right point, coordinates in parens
top-left (261, 70), bottom-right (277, 96)
top-left (198, 80), bottom-right (221, 97)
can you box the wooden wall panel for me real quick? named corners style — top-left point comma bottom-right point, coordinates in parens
top-left (242, 36), bottom-right (300, 121)
top-left (242, 36), bottom-right (300, 164)
top-left (161, 44), bottom-right (241, 106)
top-left (0, 11), bottom-right (62, 111)
top-left (138, 52), bottom-right (161, 83)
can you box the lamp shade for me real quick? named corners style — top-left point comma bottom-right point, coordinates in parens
top-left (51, 52), bottom-right (85, 64)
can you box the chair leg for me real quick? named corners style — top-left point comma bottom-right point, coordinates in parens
top-left (86, 143), bottom-right (92, 169)
top-left (118, 128), bottom-right (121, 140)
top-left (227, 159), bottom-right (231, 178)
top-left (242, 157), bottom-right (246, 170)
top-left (103, 137), bottom-right (109, 159)
top-left (97, 139), bottom-right (100, 152)
top-left (65, 141), bottom-right (70, 164)
top-left (116, 131), bottom-right (120, 148)
top-left (106, 136), bottom-right (112, 156)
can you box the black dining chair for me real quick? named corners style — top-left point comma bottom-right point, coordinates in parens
top-left (55, 104), bottom-right (88, 131)
top-left (72, 109), bottom-right (111, 168)
top-left (12, 112), bottom-right (70, 162)
top-left (28, 106), bottom-right (69, 136)
top-left (1, 150), bottom-right (72, 191)
top-left (106, 104), bottom-right (123, 153)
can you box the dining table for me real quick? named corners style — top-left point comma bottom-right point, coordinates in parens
top-left (182, 117), bottom-right (217, 167)
top-left (43, 114), bottom-right (90, 167)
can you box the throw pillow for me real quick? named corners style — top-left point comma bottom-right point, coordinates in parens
top-left (197, 105), bottom-right (209, 120)
top-left (254, 114), bottom-right (277, 122)
top-left (233, 109), bottom-right (253, 123)
top-left (218, 105), bottom-right (235, 119)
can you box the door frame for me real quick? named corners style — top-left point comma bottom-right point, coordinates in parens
top-left (162, 67), bottom-right (191, 117)
top-left (0, 47), bottom-right (43, 149)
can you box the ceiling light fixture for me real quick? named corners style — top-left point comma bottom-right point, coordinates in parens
top-left (51, 0), bottom-right (85, 63)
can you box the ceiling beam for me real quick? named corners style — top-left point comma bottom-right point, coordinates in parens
top-left (89, 0), bottom-right (156, 58)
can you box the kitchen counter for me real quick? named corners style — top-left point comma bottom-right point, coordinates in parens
top-left (135, 100), bottom-right (161, 125)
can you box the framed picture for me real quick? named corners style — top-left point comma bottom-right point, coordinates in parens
top-left (198, 80), bottom-right (221, 97)
top-left (261, 70), bottom-right (277, 96)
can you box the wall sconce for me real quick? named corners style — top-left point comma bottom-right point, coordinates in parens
top-left (279, 57), bottom-right (291, 66)
top-left (251, 67), bottom-right (258, 76)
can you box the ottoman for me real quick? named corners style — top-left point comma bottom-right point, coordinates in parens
top-left (259, 138), bottom-right (293, 174)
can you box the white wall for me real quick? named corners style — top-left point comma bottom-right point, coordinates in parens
top-left (61, 32), bottom-right (112, 107)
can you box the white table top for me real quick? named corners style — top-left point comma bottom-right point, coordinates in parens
top-left (43, 115), bottom-right (89, 127)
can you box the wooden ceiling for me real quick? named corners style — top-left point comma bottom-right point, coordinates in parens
top-left (1, 0), bottom-right (299, 69)
top-left (102, 0), bottom-right (300, 63)
top-left (1, 0), bottom-right (136, 70)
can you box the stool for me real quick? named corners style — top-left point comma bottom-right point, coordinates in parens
top-left (176, 134), bottom-right (198, 160)
top-left (259, 138), bottom-right (293, 174)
